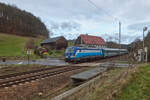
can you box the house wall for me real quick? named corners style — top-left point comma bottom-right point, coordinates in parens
top-left (41, 36), bottom-right (68, 50)
top-left (56, 37), bottom-right (68, 49)
top-left (75, 36), bottom-right (106, 48)
top-left (88, 45), bottom-right (106, 48)
top-left (42, 42), bottom-right (56, 50)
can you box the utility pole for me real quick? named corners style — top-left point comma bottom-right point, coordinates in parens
top-left (119, 21), bottom-right (121, 61)
top-left (119, 21), bottom-right (121, 49)
top-left (143, 27), bottom-right (147, 51)
top-left (142, 27), bottom-right (148, 62)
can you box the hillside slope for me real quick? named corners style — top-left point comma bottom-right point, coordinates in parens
top-left (0, 33), bottom-right (42, 57)
top-left (0, 3), bottom-right (49, 37)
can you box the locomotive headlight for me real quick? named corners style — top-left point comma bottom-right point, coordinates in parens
top-left (65, 56), bottom-right (68, 58)
top-left (70, 56), bottom-right (75, 58)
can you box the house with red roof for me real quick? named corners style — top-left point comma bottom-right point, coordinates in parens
top-left (75, 34), bottom-right (106, 48)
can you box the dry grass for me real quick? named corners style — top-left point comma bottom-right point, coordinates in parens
top-left (63, 66), bottom-right (139, 100)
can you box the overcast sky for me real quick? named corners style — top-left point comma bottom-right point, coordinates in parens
top-left (0, 0), bottom-right (150, 44)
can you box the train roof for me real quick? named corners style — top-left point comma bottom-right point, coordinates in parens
top-left (103, 48), bottom-right (127, 51)
top-left (67, 46), bottom-right (127, 51)
top-left (71, 46), bottom-right (102, 50)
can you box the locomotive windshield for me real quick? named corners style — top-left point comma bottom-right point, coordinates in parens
top-left (66, 47), bottom-right (74, 53)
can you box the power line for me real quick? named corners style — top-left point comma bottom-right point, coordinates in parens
top-left (87, 0), bottom-right (122, 54)
top-left (87, 0), bottom-right (119, 21)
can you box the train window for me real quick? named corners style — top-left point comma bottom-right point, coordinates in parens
top-left (66, 47), bottom-right (74, 53)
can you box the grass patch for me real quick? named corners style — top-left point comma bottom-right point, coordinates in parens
top-left (117, 64), bottom-right (150, 100)
top-left (48, 49), bottom-right (65, 57)
top-left (0, 33), bottom-right (42, 57)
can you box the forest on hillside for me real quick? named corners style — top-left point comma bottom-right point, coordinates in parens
top-left (0, 3), bottom-right (49, 37)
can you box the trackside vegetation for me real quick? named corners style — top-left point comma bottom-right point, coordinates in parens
top-left (65, 64), bottom-right (150, 100)
top-left (117, 64), bottom-right (150, 100)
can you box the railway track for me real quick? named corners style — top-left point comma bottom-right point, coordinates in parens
top-left (0, 54), bottom-right (129, 88)
top-left (0, 66), bottom-right (84, 88)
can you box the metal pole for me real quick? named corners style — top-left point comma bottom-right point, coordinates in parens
top-left (142, 29), bottom-right (145, 62)
top-left (27, 54), bottom-right (29, 64)
top-left (119, 21), bottom-right (121, 61)
top-left (143, 30), bottom-right (144, 51)
top-left (142, 27), bottom-right (148, 62)
top-left (119, 21), bottom-right (121, 49)
top-left (142, 27), bottom-right (147, 62)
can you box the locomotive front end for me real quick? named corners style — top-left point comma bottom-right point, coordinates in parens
top-left (65, 47), bottom-right (76, 62)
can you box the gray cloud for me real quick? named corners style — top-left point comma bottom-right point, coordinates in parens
top-left (60, 21), bottom-right (80, 31)
top-left (101, 33), bottom-right (140, 44)
top-left (1, 0), bottom-right (150, 23)
top-left (48, 21), bottom-right (81, 37)
top-left (1, 0), bottom-right (150, 43)
top-left (128, 22), bottom-right (150, 31)
top-left (50, 21), bottom-right (80, 31)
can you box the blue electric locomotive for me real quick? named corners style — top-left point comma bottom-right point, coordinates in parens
top-left (65, 46), bottom-right (104, 62)
top-left (65, 46), bottom-right (128, 62)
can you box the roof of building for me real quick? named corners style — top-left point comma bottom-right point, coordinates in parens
top-left (80, 34), bottom-right (106, 45)
top-left (41, 36), bottom-right (63, 44)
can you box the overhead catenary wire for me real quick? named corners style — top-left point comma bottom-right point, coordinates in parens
top-left (87, 0), bottom-right (122, 61)
top-left (87, 0), bottom-right (119, 21)
top-left (87, 0), bottom-right (121, 42)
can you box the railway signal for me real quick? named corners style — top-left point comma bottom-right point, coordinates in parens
top-left (27, 50), bottom-right (32, 64)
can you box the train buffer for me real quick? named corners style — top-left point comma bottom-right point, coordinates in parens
top-left (71, 67), bottom-right (107, 85)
